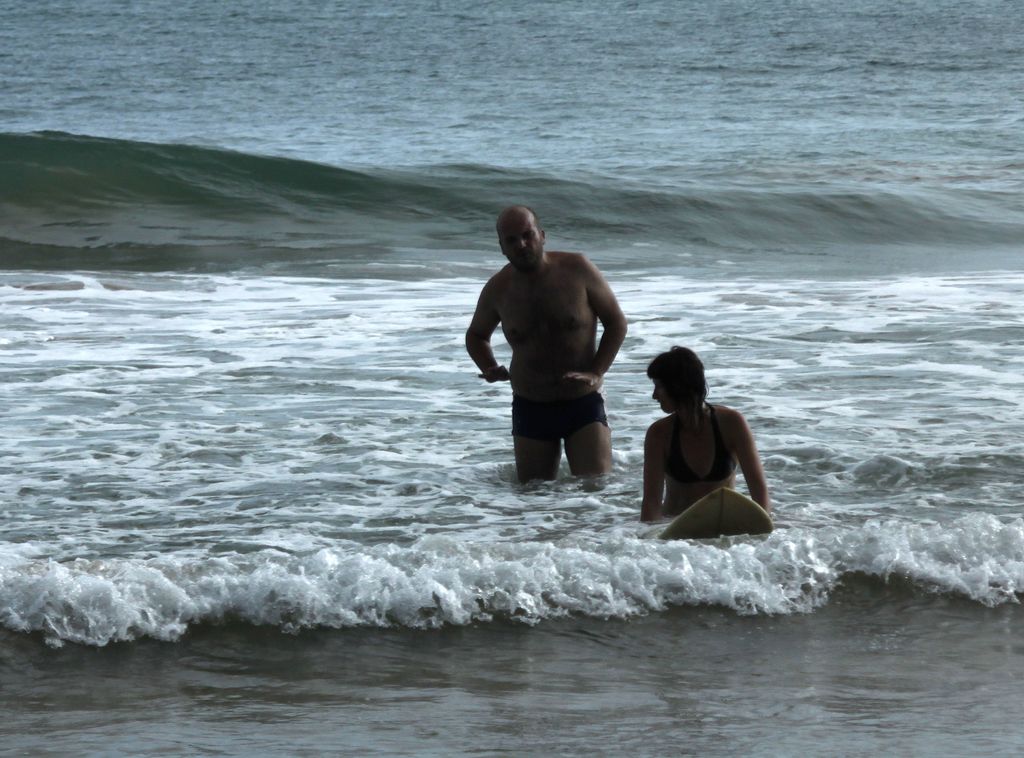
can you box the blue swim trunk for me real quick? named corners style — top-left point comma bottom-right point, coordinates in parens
top-left (511, 392), bottom-right (608, 442)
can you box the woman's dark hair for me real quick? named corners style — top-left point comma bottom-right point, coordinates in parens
top-left (647, 347), bottom-right (708, 423)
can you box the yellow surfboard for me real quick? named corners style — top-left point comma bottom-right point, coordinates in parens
top-left (659, 487), bottom-right (773, 540)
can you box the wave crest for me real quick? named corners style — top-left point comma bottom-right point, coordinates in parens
top-left (5, 132), bottom-right (1023, 273)
top-left (3, 515), bottom-right (1021, 647)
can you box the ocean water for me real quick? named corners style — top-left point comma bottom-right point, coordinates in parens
top-left (3, 0), bottom-right (1024, 754)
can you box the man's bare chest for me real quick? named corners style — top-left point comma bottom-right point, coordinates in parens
top-left (497, 282), bottom-right (592, 346)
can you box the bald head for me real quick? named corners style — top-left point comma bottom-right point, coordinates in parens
top-left (496, 206), bottom-right (546, 271)
top-left (496, 205), bottom-right (539, 233)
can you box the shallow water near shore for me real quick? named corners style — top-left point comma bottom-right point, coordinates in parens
top-left (4, 584), bottom-right (1023, 755)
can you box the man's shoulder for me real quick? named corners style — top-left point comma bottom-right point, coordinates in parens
top-left (482, 264), bottom-right (515, 288)
top-left (548, 250), bottom-right (590, 266)
top-left (548, 251), bottom-right (600, 278)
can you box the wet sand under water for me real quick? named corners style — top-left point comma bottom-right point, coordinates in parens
top-left (3, 579), bottom-right (1022, 756)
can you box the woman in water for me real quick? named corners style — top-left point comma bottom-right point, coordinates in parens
top-left (641, 346), bottom-right (770, 522)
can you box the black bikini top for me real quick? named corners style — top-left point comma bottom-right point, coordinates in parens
top-left (666, 404), bottom-right (736, 483)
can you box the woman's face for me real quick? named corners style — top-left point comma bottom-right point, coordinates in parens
top-left (652, 379), bottom-right (677, 413)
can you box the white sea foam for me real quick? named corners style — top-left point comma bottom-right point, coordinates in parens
top-left (2, 515), bottom-right (1022, 647)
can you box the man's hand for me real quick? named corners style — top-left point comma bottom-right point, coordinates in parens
top-left (562, 371), bottom-right (600, 389)
top-left (478, 365), bottom-right (510, 382)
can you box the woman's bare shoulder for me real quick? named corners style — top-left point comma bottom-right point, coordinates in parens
top-left (711, 404), bottom-right (754, 436)
top-left (645, 414), bottom-right (674, 440)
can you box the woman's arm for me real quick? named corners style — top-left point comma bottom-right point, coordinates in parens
top-left (641, 421), bottom-right (668, 522)
top-left (722, 408), bottom-right (771, 514)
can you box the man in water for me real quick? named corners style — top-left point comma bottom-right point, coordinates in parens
top-left (466, 206), bottom-right (628, 482)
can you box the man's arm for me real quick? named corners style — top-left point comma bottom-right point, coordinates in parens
top-left (564, 257), bottom-right (627, 387)
top-left (587, 260), bottom-right (628, 377)
top-left (466, 279), bottom-right (510, 382)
